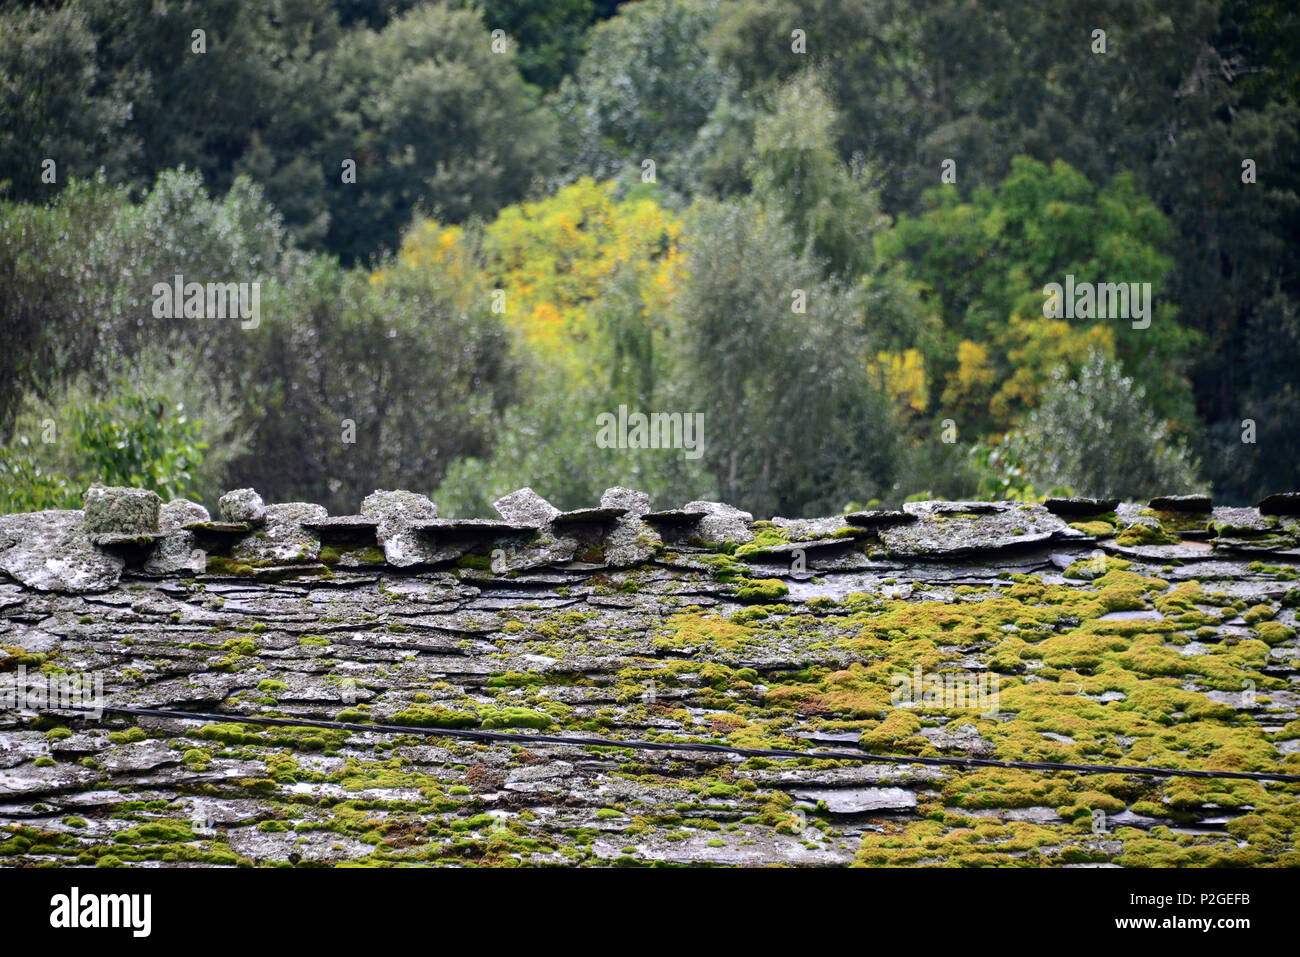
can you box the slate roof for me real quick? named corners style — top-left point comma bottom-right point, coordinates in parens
top-left (1, 486), bottom-right (1298, 867)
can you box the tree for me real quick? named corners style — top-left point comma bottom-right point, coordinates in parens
top-left (712, 0), bottom-right (1300, 502)
top-left (0, 2), bottom-right (138, 198)
top-left (413, 180), bottom-right (698, 513)
top-left (1, 1), bottom-right (564, 259)
top-left (0, 169), bottom-right (289, 432)
top-left (551, 0), bottom-right (728, 186)
top-left (675, 199), bottom-right (900, 517)
top-left (479, 0), bottom-right (596, 90)
top-left (0, 367), bottom-right (218, 514)
top-left (326, 2), bottom-right (558, 262)
top-left (81, 0), bottom-right (343, 248)
top-left (0, 169), bottom-right (520, 512)
top-left (750, 71), bottom-right (888, 280)
top-left (225, 249), bottom-right (519, 512)
top-left (882, 157), bottom-right (1197, 436)
top-left (1006, 350), bottom-right (1204, 500)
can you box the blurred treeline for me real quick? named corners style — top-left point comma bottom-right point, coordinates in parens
top-left (1, 0), bottom-right (1297, 516)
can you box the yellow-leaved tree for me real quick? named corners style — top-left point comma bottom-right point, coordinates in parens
top-left (387, 178), bottom-right (683, 383)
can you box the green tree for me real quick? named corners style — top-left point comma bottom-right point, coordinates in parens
top-left (675, 199), bottom-right (900, 517)
top-left (0, 369), bottom-right (216, 513)
top-left (1006, 350), bottom-right (1204, 500)
top-left (326, 1), bottom-right (558, 263)
top-left (750, 71), bottom-right (888, 280)
top-left (233, 248), bottom-right (520, 512)
top-left (882, 157), bottom-right (1197, 434)
top-left (551, 0), bottom-right (728, 186)
top-left (713, 0), bottom-right (1300, 503)
top-left (0, 2), bottom-right (138, 199)
top-left (0, 169), bottom-right (291, 432)
top-left (479, 0), bottom-right (595, 90)
top-left (0, 169), bottom-right (520, 512)
top-left (77, 0), bottom-right (344, 248)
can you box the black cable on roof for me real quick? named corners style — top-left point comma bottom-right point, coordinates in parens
top-left (41, 704), bottom-right (1300, 783)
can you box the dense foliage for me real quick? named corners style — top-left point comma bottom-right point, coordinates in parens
top-left (1, 0), bottom-right (1295, 514)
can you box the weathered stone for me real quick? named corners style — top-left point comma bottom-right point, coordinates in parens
top-left (883, 501), bottom-right (1073, 556)
top-left (360, 490), bottom-right (437, 525)
top-left (493, 487), bottom-right (560, 526)
top-left (1209, 506), bottom-right (1273, 534)
top-left (772, 515), bottom-right (856, 539)
top-left (219, 488), bottom-right (267, 525)
top-left (1149, 494), bottom-right (1212, 512)
top-left (792, 786), bottom-right (919, 813)
top-left (413, 518), bottom-right (535, 534)
top-left (599, 487), bottom-right (658, 566)
top-left (600, 486), bottom-right (651, 516)
top-left (643, 509), bottom-right (707, 525)
top-left (843, 509), bottom-right (915, 528)
top-left (361, 490), bottom-right (438, 567)
top-left (0, 487), bottom-right (1297, 870)
top-left (233, 502), bottom-right (327, 563)
top-left (140, 499), bottom-right (212, 575)
top-left (1044, 497), bottom-right (1120, 516)
top-left (82, 485), bottom-right (161, 534)
top-left (143, 534), bottom-right (206, 575)
top-left (919, 722), bottom-right (995, 755)
top-left (683, 500), bottom-right (754, 543)
top-left (553, 507), bottom-right (627, 524)
top-left (159, 499), bottom-right (210, 531)
top-left (495, 528), bottom-right (582, 572)
top-left (1260, 492), bottom-right (1300, 516)
top-left (0, 510), bottom-right (124, 593)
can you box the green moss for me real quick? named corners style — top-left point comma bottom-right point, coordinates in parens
top-left (734, 527), bottom-right (793, 559)
top-left (735, 579), bottom-right (790, 603)
top-left (1254, 621), bottom-right (1295, 645)
top-left (859, 711), bottom-right (925, 752)
top-left (1068, 520), bottom-right (1116, 537)
top-left (1115, 522), bottom-right (1179, 547)
top-left (206, 555), bottom-right (256, 577)
top-left (112, 820), bottom-right (197, 844)
top-left (189, 722), bottom-right (347, 752)
top-left (485, 671), bottom-right (542, 689)
top-left (0, 646), bottom-right (47, 668)
top-left (1242, 604), bottom-right (1276, 624)
top-left (220, 637), bottom-right (259, 657)
top-left (655, 613), bottom-right (753, 653)
top-left (478, 707), bottom-right (553, 730)
top-left (390, 706), bottom-right (479, 729)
